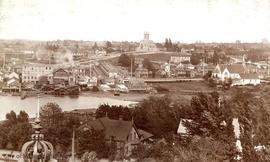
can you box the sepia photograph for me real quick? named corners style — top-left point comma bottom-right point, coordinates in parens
top-left (0, 0), bottom-right (270, 161)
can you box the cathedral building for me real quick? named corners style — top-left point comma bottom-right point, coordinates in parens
top-left (136, 32), bottom-right (159, 52)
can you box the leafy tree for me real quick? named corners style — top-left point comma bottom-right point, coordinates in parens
top-left (8, 122), bottom-right (32, 150)
top-left (181, 92), bottom-right (237, 160)
top-left (142, 58), bottom-right (153, 72)
top-left (78, 128), bottom-right (110, 158)
top-left (164, 38), bottom-right (173, 51)
top-left (190, 53), bottom-right (201, 65)
top-left (81, 151), bottom-right (98, 162)
top-left (212, 51), bottom-right (219, 65)
top-left (186, 92), bottom-right (232, 138)
top-left (203, 71), bottom-right (212, 81)
top-left (92, 42), bottom-right (98, 50)
top-left (133, 96), bottom-right (180, 138)
top-left (95, 104), bottom-right (132, 121)
top-left (105, 41), bottom-right (114, 53)
top-left (118, 54), bottom-right (132, 67)
top-left (41, 102), bottom-right (63, 126)
top-left (175, 137), bottom-right (234, 162)
top-left (17, 110), bottom-right (29, 123)
top-left (0, 111), bottom-right (31, 150)
top-left (164, 38), bottom-right (169, 50)
top-left (6, 110), bottom-right (17, 125)
top-left (229, 90), bottom-right (262, 161)
top-left (40, 103), bottom-right (80, 156)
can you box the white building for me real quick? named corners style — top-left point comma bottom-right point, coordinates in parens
top-left (170, 52), bottom-right (191, 64)
top-left (22, 64), bottom-right (54, 84)
top-left (212, 64), bottom-right (260, 86)
top-left (212, 64), bottom-right (246, 81)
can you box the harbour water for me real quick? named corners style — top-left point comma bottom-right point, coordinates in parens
top-left (0, 95), bottom-right (137, 120)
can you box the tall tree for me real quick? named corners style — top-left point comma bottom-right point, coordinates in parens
top-left (78, 128), bottom-right (110, 158)
top-left (6, 110), bottom-right (17, 125)
top-left (17, 110), bottom-right (29, 123)
top-left (41, 102), bottom-right (63, 126)
top-left (142, 58), bottom-right (153, 72)
top-left (92, 42), bottom-right (98, 50)
top-left (118, 54), bottom-right (132, 67)
top-left (133, 96), bottom-right (180, 138)
top-left (190, 53), bottom-right (201, 65)
top-left (95, 104), bottom-right (132, 121)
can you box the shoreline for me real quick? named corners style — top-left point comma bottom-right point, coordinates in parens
top-left (0, 91), bottom-right (150, 102)
top-left (80, 91), bottom-right (150, 102)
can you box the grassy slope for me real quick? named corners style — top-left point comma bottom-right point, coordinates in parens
top-left (107, 52), bottom-right (177, 65)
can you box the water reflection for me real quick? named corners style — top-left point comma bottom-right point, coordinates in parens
top-left (0, 95), bottom-right (137, 120)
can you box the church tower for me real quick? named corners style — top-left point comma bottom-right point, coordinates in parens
top-left (144, 32), bottom-right (149, 41)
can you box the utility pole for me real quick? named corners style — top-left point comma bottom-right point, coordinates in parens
top-left (267, 56), bottom-right (269, 76)
top-left (130, 57), bottom-right (133, 78)
top-left (37, 95), bottom-right (40, 118)
top-left (121, 42), bottom-right (123, 54)
top-left (3, 54), bottom-right (5, 68)
top-left (89, 63), bottom-right (92, 78)
top-left (72, 126), bottom-right (75, 162)
top-left (202, 57), bottom-right (205, 76)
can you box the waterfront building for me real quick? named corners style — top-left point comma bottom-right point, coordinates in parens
top-left (53, 68), bottom-right (75, 85)
top-left (22, 64), bottom-right (54, 84)
top-left (99, 62), bottom-right (118, 78)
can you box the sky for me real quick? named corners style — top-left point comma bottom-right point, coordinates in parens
top-left (0, 0), bottom-right (269, 43)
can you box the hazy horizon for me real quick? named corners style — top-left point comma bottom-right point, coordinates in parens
top-left (0, 0), bottom-right (269, 43)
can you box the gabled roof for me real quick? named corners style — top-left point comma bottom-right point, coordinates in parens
top-left (138, 129), bottom-right (154, 141)
top-left (82, 117), bottom-right (134, 142)
top-left (7, 78), bottom-right (19, 86)
top-left (214, 64), bottom-right (247, 74)
top-left (53, 68), bottom-right (68, 73)
top-left (53, 68), bottom-right (72, 76)
top-left (240, 73), bottom-right (259, 79)
top-left (6, 72), bottom-right (19, 80)
top-left (226, 64), bottom-right (246, 74)
top-left (81, 117), bottom-right (153, 142)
